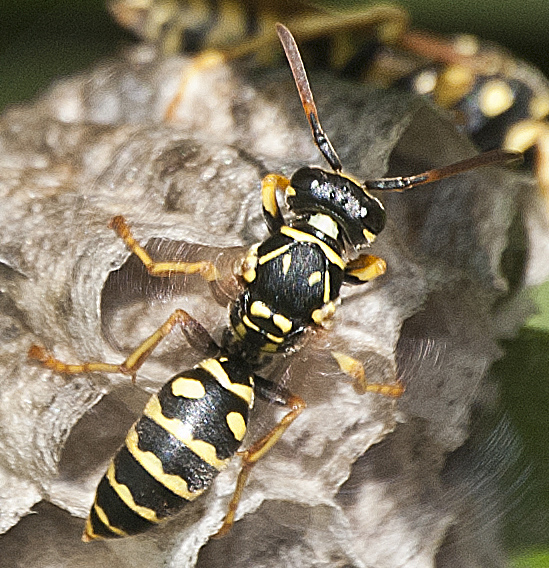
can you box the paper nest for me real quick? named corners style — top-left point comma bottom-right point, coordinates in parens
top-left (0, 46), bottom-right (537, 567)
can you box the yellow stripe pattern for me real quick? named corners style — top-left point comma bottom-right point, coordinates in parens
top-left (198, 358), bottom-right (254, 406)
top-left (106, 462), bottom-right (160, 523)
top-left (259, 244), bottom-right (291, 265)
top-left (143, 395), bottom-right (229, 469)
top-left (126, 427), bottom-right (205, 500)
top-left (94, 503), bottom-right (127, 536)
top-left (280, 226), bottom-right (345, 269)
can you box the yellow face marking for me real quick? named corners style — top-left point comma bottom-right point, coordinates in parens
top-left (92, 503), bottom-right (127, 537)
top-left (478, 80), bottom-right (514, 118)
top-left (280, 226), bottom-right (345, 269)
top-left (142, 395), bottom-right (230, 469)
top-left (308, 213), bottom-right (339, 241)
top-left (126, 427), bottom-right (206, 499)
top-left (199, 358), bottom-right (254, 406)
top-left (259, 244), bottom-right (291, 265)
top-left (226, 411), bottom-right (247, 441)
top-left (171, 377), bottom-right (206, 399)
top-left (308, 271), bottom-right (322, 287)
top-left (242, 244), bottom-right (259, 283)
top-left (272, 313), bottom-right (292, 334)
top-left (106, 462), bottom-right (160, 522)
top-left (282, 253), bottom-right (292, 275)
top-left (362, 229), bottom-right (377, 244)
top-left (311, 302), bottom-right (337, 325)
top-left (323, 270), bottom-right (331, 304)
top-left (250, 300), bottom-right (272, 319)
top-left (285, 186), bottom-right (296, 196)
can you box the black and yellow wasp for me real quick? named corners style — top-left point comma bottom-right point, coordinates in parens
top-left (29, 24), bottom-right (520, 541)
top-left (106, 0), bottom-right (408, 62)
top-left (365, 28), bottom-right (549, 205)
top-left (108, 0), bottom-right (548, 204)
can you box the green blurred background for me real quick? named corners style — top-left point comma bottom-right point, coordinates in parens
top-left (1, 1), bottom-right (548, 565)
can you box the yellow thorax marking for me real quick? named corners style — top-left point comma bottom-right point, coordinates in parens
top-left (272, 313), bottom-right (292, 334)
top-left (323, 270), bottom-right (331, 304)
top-left (308, 271), bottom-right (322, 286)
top-left (243, 314), bottom-right (261, 332)
top-left (250, 300), bottom-right (272, 319)
top-left (280, 226), bottom-right (345, 269)
top-left (259, 244), bottom-right (291, 265)
top-left (282, 253), bottom-right (292, 275)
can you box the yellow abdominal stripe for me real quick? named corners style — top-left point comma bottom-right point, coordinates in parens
top-left (142, 395), bottom-right (229, 470)
top-left (126, 427), bottom-right (207, 500)
top-left (106, 461), bottom-right (160, 523)
top-left (199, 358), bottom-right (254, 406)
top-left (92, 503), bottom-right (127, 537)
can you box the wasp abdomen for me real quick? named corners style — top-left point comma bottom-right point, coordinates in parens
top-left (84, 358), bottom-right (254, 541)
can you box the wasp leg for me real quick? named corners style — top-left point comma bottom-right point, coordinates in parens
top-left (213, 377), bottom-right (306, 538)
top-left (344, 254), bottom-right (387, 285)
top-left (332, 351), bottom-right (404, 397)
top-left (164, 50), bottom-right (227, 122)
top-left (110, 215), bottom-right (220, 282)
top-left (261, 174), bottom-right (290, 234)
top-left (29, 309), bottom-right (219, 382)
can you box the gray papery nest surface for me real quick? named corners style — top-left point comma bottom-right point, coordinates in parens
top-left (0, 45), bottom-right (538, 567)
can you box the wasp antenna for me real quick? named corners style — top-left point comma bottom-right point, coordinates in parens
top-left (364, 149), bottom-right (523, 191)
top-left (276, 23), bottom-right (343, 172)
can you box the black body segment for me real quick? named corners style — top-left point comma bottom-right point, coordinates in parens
top-left (231, 221), bottom-right (345, 353)
top-left (84, 356), bottom-right (254, 540)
